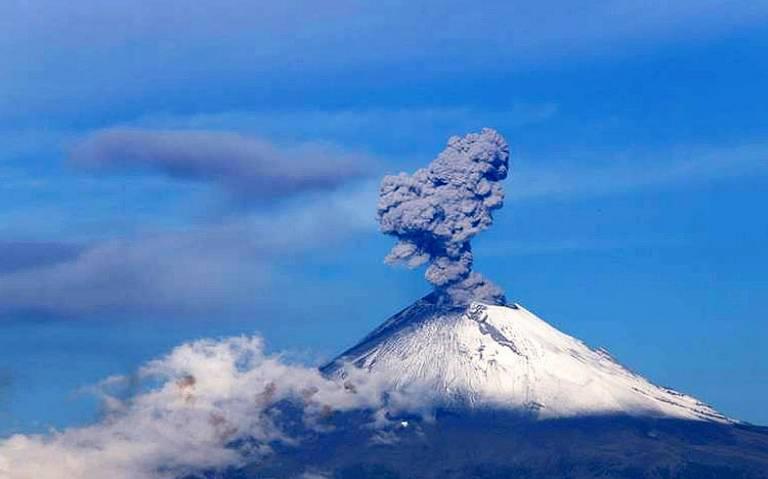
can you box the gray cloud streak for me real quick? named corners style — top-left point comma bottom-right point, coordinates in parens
top-left (0, 185), bottom-right (375, 318)
top-left (133, 104), bottom-right (558, 153)
top-left (0, 241), bottom-right (83, 274)
top-left (70, 128), bottom-right (371, 200)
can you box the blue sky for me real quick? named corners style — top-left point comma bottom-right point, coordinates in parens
top-left (0, 0), bottom-right (767, 436)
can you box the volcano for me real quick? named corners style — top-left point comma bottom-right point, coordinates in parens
top-left (233, 296), bottom-right (768, 479)
top-left (322, 295), bottom-right (726, 423)
top-left (230, 129), bottom-right (768, 478)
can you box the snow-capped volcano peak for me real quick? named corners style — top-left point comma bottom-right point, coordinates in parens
top-left (323, 295), bottom-right (728, 423)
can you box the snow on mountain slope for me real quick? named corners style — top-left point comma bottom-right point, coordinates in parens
top-left (323, 295), bottom-right (728, 423)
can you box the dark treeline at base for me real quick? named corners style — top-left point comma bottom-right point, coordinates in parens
top-left (186, 409), bottom-right (768, 479)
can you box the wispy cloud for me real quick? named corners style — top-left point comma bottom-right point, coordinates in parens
top-left (509, 143), bottom-right (768, 201)
top-left (0, 241), bottom-right (83, 274)
top-left (134, 104), bottom-right (559, 152)
top-left (0, 336), bottom-right (380, 479)
top-left (3, 137), bottom-right (764, 317)
top-left (0, 334), bottom-right (439, 479)
top-left (0, 183), bottom-right (377, 318)
top-left (70, 129), bottom-right (373, 200)
top-left (2, 1), bottom-right (766, 121)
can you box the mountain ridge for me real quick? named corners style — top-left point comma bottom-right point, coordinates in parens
top-left (225, 295), bottom-right (768, 479)
top-left (322, 294), bottom-right (728, 423)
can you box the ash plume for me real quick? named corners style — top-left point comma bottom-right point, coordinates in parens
top-left (377, 128), bottom-right (509, 304)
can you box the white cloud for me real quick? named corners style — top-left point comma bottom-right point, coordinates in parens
top-left (0, 336), bottom-right (402, 479)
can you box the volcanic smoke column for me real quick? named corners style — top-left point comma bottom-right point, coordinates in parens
top-left (377, 128), bottom-right (509, 304)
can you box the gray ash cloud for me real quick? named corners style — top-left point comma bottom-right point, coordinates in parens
top-left (377, 128), bottom-right (509, 304)
top-left (70, 128), bottom-right (370, 201)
